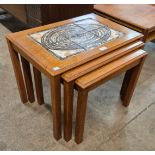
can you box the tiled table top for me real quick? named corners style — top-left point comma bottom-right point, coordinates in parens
top-left (29, 18), bottom-right (123, 60)
top-left (6, 13), bottom-right (143, 76)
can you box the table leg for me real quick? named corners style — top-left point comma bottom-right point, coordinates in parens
top-left (7, 40), bottom-right (28, 103)
top-left (120, 57), bottom-right (146, 107)
top-left (75, 89), bottom-right (88, 144)
top-left (21, 56), bottom-right (35, 103)
top-left (33, 66), bottom-right (44, 105)
top-left (120, 69), bottom-right (133, 101)
top-left (50, 76), bottom-right (62, 140)
top-left (142, 29), bottom-right (149, 43)
top-left (64, 81), bottom-right (74, 141)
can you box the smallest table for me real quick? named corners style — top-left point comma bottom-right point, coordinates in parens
top-left (74, 49), bottom-right (147, 143)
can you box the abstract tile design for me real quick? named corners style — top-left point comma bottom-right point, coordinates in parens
top-left (74, 18), bottom-right (103, 31)
top-left (29, 18), bottom-right (124, 60)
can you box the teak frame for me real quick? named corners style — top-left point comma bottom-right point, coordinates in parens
top-left (6, 13), bottom-right (144, 141)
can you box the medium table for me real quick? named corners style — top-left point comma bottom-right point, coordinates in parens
top-left (94, 4), bottom-right (155, 42)
top-left (6, 13), bottom-right (143, 141)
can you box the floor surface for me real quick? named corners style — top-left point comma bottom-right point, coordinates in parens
top-left (0, 13), bottom-right (155, 150)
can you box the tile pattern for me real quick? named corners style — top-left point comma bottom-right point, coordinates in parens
top-left (29, 18), bottom-right (124, 60)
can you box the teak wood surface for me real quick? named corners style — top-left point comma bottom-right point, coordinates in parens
top-left (6, 13), bottom-right (144, 142)
top-left (94, 4), bottom-right (155, 42)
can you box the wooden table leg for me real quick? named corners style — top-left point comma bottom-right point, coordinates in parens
top-left (75, 89), bottom-right (88, 144)
top-left (21, 56), bottom-right (35, 103)
top-left (64, 81), bottom-right (74, 141)
top-left (120, 69), bottom-right (133, 101)
top-left (33, 66), bottom-right (44, 105)
top-left (50, 76), bottom-right (62, 140)
top-left (142, 29), bottom-right (149, 43)
top-left (120, 57), bottom-right (146, 107)
top-left (7, 40), bottom-right (28, 103)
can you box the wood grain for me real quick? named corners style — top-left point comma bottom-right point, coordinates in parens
top-left (50, 76), bottom-right (62, 140)
top-left (75, 89), bottom-right (88, 144)
top-left (94, 4), bottom-right (155, 30)
top-left (94, 4), bottom-right (155, 42)
top-left (63, 81), bottom-right (74, 141)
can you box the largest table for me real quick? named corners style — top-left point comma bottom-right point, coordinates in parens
top-left (6, 13), bottom-right (143, 141)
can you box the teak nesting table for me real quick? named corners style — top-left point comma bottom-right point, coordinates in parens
top-left (6, 13), bottom-right (147, 143)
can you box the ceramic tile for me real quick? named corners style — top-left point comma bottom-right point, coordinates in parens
top-left (69, 31), bottom-right (106, 50)
top-left (74, 18), bottom-right (103, 30)
top-left (29, 18), bottom-right (124, 60)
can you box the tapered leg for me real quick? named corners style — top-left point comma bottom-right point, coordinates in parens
top-left (120, 57), bottom-right (146, 107)
top-left (7, 40), bottom-right (28, 103)
top-left (75, 89), bottom-right (88, 144)
top-left (21, 56), bottom-right (35, 103)
top-left (50, 76), bottom-right (62, 140)
top-left (33, 66), bottom-right (44, 105)
top-left (64, 81), bottom-right (74, 141)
